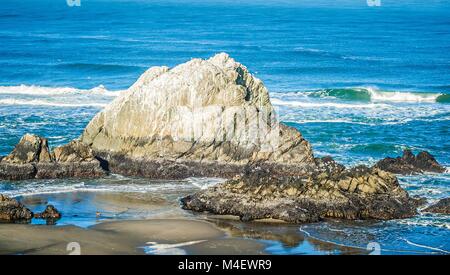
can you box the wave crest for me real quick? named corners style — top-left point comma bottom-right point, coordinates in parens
top-left (0, 84), bottom-right (121, 107)
top-left (0, 84), bottom-right (120, 97)
top-left (308, 87), bottom-right (448, 103)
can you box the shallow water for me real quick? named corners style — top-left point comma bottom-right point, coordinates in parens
top-left (0, 0), bottom-right (449, 254)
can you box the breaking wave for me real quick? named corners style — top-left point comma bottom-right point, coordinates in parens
top-left (0, 84), bottom-right (120, 97)
top-left (0, 84), bottom-right (121, 107)
top-left (306, 87), bottom-right (450, 103)
top-left (0, 98), bottom-right (108, 107)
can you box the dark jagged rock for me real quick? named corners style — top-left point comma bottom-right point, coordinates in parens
top-left (92, 151), bottom-right (317, 180)
top-left (34, 205), bottom-right (61, 220)
top-left (423, 198), bottom-right (450, 214)
top-left (0, 163), bottom-right (36, 180)
top-left (374, 149), bottom-right (445, 175)
top-left (411, 196), bottom-right (428, 208)
top-left (0, 134), bottom-right (107, 180)
top-left (314, 156), bottom-right (346, 175)
top-left (181, 165), bottom-right (417, 223)
top-left (0, 194), bottom-right (33, 222)
top-left (1, 134), bottom-right (52, 164)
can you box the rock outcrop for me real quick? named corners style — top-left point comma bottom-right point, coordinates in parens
top-left (181, 165), bottom-right (418, 223)
top-left (0, 194), bottom-right (33, 222)
top-left (374, 149), bottom-right (445, 175)
top-left (0, 194), bottom-right (62, 223)
top-left (81, 53), bottom-right (316, 178)
top-left (0, 54), bottom-right (424, 224)
top-left (34, 205), bottom-right (61, 220)
top-left (0, 134), bottom-right (106, 180)
top-left (423, 198), bottom-right (450, 214)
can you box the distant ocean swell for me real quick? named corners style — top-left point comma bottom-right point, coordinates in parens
top-left (1, 85), bottom-right (449, 108)
top-left (0, 85), bottom-right (121, 108)
top-left (273, 88), bottom-right (450, 104)
top-left (0, 84), bottom-right (120, 97)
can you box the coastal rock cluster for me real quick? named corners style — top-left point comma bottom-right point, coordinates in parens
top-left (424, 198), bottom-right (450, 214)
top-left (0, 194), bottom-right (33, 221)
top-left (0, 194), bottom-right (60, 223)
top-left (374, 149), bottom-right (446, 175)
top-left (181, 164), bottom-right (418, 222)
top-left (0, 53), bottom-right (448, 223)
top-left (0, 134), bottom-right (106, 180)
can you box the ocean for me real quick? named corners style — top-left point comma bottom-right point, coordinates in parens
top-left (0, 0), bottom-right (449, 254)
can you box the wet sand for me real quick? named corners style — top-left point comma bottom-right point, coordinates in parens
top-left (0, 219), bottom-right (266, 255)
top-left (1, 191), bottom-right (368, 255)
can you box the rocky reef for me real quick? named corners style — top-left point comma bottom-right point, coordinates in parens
top-left (0, 134), bottom-right (106, 180)
top-left (374, 149), bottom-right (445, 175)
top-left (0, 194), bottom-right (33, 222)
top-left (0, 194), bottom-right (61, 223)
top-left (423, 198), bottom-right (450, 214)
top-left (181, 164), bottom-right (418, 222)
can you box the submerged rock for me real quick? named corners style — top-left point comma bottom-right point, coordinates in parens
top-left (181, 165), bottom-right (417, 223)
top-left (34, 205), bottom-right (62, 220)
top-left (374, 149), bottom-right (445, 175)
top-left (0, 134), bottom-right (106, 180)
top-left (0, 194), bottom-right (33, 222)
top-left (81, 53), bottom-right (316, 178)
top-left (423, 198), bottom-right (450, 214)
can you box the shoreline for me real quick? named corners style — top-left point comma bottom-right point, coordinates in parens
top-left (1, 189), bottom-right (448, 255)
top-left (0, 216), bottom-right (370, 255)
top-left (0, 218), bottom-right (267, 255)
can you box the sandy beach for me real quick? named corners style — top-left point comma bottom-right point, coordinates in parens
top-left (0, 218), bottom-right (267, 255)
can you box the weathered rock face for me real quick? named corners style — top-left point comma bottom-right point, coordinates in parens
top-left (81, 53), bottom-right (316, 177)
top-left (374, 150), bottom-right (445, 175)
top-left (0, 134), bottom-right (106, 180)
top-left (181, 165), bottom-right (417, 223)
top-left (53, 140), bottom-right (97, 162)
top-left (423, 198), bottom-right (450, 214)
top-left (0, 194), bottom-right (33, 222)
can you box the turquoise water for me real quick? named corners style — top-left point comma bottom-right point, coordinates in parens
top-left (0, 0), bottom-right (449, 254)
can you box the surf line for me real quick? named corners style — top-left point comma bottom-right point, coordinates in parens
top-left (402, 238), bottom-right (450, 254)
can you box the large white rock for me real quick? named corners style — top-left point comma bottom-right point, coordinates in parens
top-left (81, 53), bottom-right (314, 165)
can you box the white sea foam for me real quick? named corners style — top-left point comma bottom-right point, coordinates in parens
top-left (0, 84), bottom-right (121, 97)
top-left (402, 238), bottom-right (450, 254)
top-left (271, 98), bottom-right (386, 109)
top-left (1, 176), bottom-right (222, 197)
top-left (0, 98), bottom-right (109, 107)
top-left (366, 87), bottom-right (440, 103)
top-left (0, 84), bottom-right (122, 107)
top-left (186, 177), bottom-right (226, 190)
top-left (143, 240), bottom-right (206, 255)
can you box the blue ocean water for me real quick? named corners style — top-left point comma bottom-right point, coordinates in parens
top-left (0, 0), bottom-right (449, 254)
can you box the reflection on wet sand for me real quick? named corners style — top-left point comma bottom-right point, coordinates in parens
top-left (207, 217), bottom-right (367, 255)
top-left (17, 191), bottom-right (190, 227)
